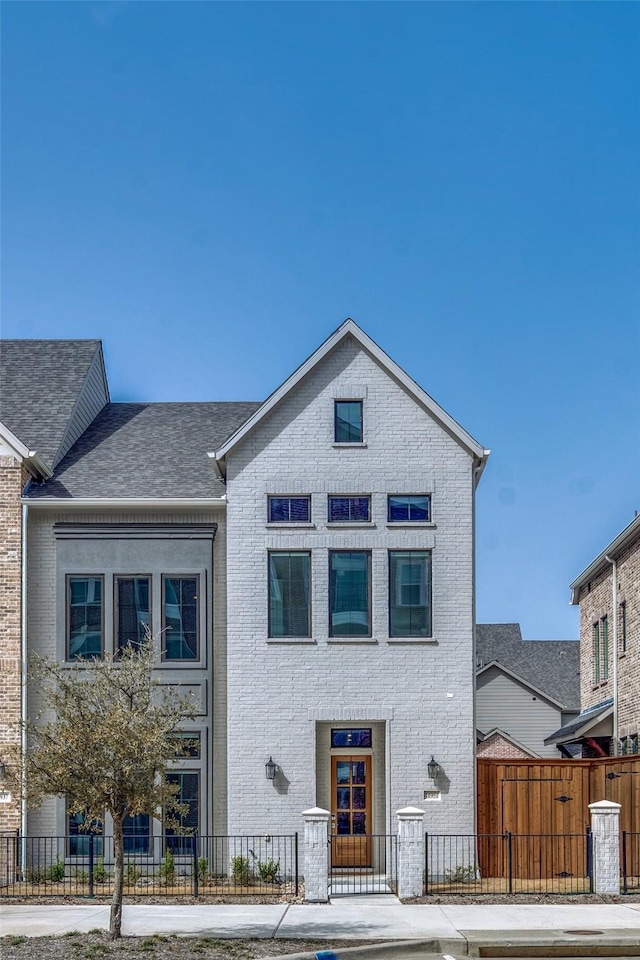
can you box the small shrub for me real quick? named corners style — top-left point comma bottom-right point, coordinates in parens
top-left (445, 864), bottom-right (478, 884)
top-left (250, 850), bottom-right (280, 883)
top-left (197, 856), bottom-right (209, 883)
top-left (160, 848), bottom-right (176, 883)
top-left (124, 861), bottom-right (142, 886)
top-left (25, 865), bottom-right (47, 884)
top-left (8, 936), bottom-right (27, 946)
top-left (230, 855), bottom-right (251, 885)
top-left (48, 858), bottom-right (65, 882)
top-left (72, 867), bottom-right (89, 882)
top-left (93, 857), bottom-right (110, 884)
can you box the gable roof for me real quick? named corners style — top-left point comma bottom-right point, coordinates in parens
top-left (544, 699), bottom-right (613, 746)
top-left (0, 339), bottom-right (107, 468)
top-left (476, 623), bottom-right (580, 711)
top-left (476, 659), bottom-right (566, 710)
top-left (25, 401), bottom-right (261, 501)
top-left (477, 727), bottom-right (539, 758)
top-left (570, 514), bottom-right (640, 604)
top-left (212, 319), bottom-right (490, 472)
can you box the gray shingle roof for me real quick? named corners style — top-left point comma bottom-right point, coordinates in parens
top-left (545, 698), bottom-right (613, 745)
top-left (476, 623), bottom-right (580, 710)
top-left (25, 402), bottom-right (261, 500)
top-left (0, 339), bottom-right (102, 467)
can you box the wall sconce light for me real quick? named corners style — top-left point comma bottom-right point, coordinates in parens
top-left (265, 757), bottom-right (277, 780)
top-left (427, 756), bottom-right (441, 780)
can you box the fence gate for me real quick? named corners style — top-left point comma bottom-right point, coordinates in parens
top-left (328, 834), bottom-right (397, 895)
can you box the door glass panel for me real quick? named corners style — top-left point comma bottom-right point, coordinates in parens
top-left (352, 761), bottom-right (366, 784)
top-left (336, 762), bottom-right (351, 784)
top-left (337, 787), bottom-right (350, 810)
top-left (337, 813), bottom-right (350, 835)
top-left (352, 787), bottom-right (366, 810)
top-left (353, 812), bottom-right (366, 834)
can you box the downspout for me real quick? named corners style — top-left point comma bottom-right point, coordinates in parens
top-left (20, 502), bottom-right (28, 872)
top-left (605, 554), bottom-right (618, 756)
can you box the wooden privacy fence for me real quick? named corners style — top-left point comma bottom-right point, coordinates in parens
top-left (477, 756), bottom-right (640, 880)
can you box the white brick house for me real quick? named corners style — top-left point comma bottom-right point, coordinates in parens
top-left (1, 320), bottom-right (489, 857)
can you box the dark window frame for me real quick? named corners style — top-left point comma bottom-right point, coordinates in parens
top-left (161, 574), bottom-right (201, 662)
top-left (334, 400), bottom-right (363, 444)
top-left (593, 622), bottom-right (600, 684)
top-left (267, 495), bottom-right (311, 524)
top-left (328, 495), bottom-right (371, 523)
top-left (328, 550), bottom-right (372, 638)
top-left (331, 728), bottom-right (372, 748)
top-left (114, 574), bottom-right (152, 655)
top-left (165, 770), bottom-right (200, 856)
top-left (620, 601), bottom-right (627, 654)
top-left (67, 805), bottom-right (104, 858)
top-left (268, 550), bottom-right (312, 639)
top-left (387, 494), bottom-right (431, 523)
top-left (123, 812), bottom-right (152, 855)
top-left (388, 550), bottom-right (433, 638)
top-left (170, 731), bottom-right (202, 759)
top-left (601, 615), bottom-right (609, 680)
top-left (66, 574), bottom-right (105, 661)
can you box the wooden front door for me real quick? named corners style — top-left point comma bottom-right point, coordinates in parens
top-left (331, 755), bottom-right (372, 867)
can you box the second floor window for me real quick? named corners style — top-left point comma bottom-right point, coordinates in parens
top-left (328, 496), bottom-right (371, 523)
top-left (268, 496), bottom-right (310, 523)
top-left (329, 551), bottom-right (371, 637)
top-left (593, 622), bottom-right (600, 684)
top-left (116, 576), bottom-right (150, 653)
top-left (67, 576), bottom-right (103, 660)
top-left (601, 615), bottom-right (609, 681)
top-left (163, 576), bottom-right (199, 661)
top-left (389, 551), bottom-right (432, 637)
top-left (388, 495), bottom-right (431, 522)
top-left (269, 552), bottom-right (311, 638)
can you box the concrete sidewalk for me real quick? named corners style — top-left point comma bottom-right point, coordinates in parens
top-left (2, 895), bottom-right (640, 949)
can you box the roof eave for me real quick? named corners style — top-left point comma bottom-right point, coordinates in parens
top-left (0, 420), bottom-right (53, 479)
top-left (22, 496), bottom-right (226, 508)
top-left (570, 515), bottom-right (640, 604)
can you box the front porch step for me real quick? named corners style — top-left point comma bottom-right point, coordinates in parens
top-left (329, 872), bottom-right (394, 896)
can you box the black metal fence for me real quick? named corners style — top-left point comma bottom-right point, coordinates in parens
top-left (0, 832), bottom-right (298, 898)
top-left (329, 833), bottom-right (397, 895)
top-left (425, 831), bottom-right (594, 895)
top-left (622, 831), bottom-right (640, 893)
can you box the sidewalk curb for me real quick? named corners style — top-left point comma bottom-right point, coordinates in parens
top-left (262, 939), bottom-right (463, 960)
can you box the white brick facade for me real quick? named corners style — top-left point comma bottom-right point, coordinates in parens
top-left (225, 334), bottom-right (482, 838)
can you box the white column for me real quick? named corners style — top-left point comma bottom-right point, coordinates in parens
top-left (302, 807), bottom-right (330, 902)
top-left (396, 806), bottom-right (425, 899)
top-left (589, 799), bottom-right (621, 895)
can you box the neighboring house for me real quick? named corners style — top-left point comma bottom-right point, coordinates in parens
top-left (0, 320), bottom-right (490, 861)
top-left (546, 515), bottom-right (640, 758)
top-left (475, 623), bottom-right (580, 759)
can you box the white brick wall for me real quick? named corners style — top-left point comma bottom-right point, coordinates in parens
top-left (226, 335), bottom-right (478, 838)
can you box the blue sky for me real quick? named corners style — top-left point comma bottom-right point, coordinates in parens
top-left (2, 2), bottom-right (638, 638)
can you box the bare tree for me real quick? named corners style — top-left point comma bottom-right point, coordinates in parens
top-left (18, 635), bottom-right (195, 938)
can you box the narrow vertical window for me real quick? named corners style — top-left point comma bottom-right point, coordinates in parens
top-left (67, 808), bottom-right (103, 857)
top-left (389, 551), bottom-right (432, 637)
top-left (116, 576), bottom-right (150, 653)
top-left (67, 576), bottom-right (103, 659)
top-left (334, 401), bottom-right (363, 443)
top-left (162, 576), bottom-right (199, 660)
top-left (165, 771), bottom-right (199, 855)
top-left (268, 552), bottom-right (311, 638)
top-left (329, 551), bottom-right (371, 637)
top-left (593, 622), bottom-right (600, 684)
top-left (620, 602), bottom-right (627, 654)
top-left (123, 813), bottom-right (151, 854)
top-left (601, 615), bottom-right (609, 680)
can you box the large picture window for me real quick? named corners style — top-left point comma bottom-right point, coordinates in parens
top-left (389, 551), bottom-right (432, 637)
top-left (115, 576), bottom-right (150, 653)
top-left (269, 552), bottom-right (311, 638)
top-left (329, 551), bottom-right (371, 637)
top-left (162, 576), bottom-right (199, 660)
top-left (165, 771), bottom-right (199, 855)
top-left (67, 576), bottom-right (104, 660)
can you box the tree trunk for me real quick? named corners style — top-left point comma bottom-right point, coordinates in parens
top-left (110, 815), bottom-right (124, 939)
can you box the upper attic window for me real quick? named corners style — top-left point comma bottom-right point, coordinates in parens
top-left (334, 401), bottom-right (363, 443)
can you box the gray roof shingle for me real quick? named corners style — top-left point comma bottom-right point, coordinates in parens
top-left (476, 623), bottom-right (580, 710)
top-left (25, 402), bottom-right (261, 500)
top-left (0, 339), bottom-right (102, 467)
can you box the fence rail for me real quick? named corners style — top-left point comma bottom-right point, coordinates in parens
top-left (0, 833), bottom-right (298, 898)
top-left (622, 831), bottom-right (640, 894)
top-left (425, 832), bottom-right (593, 895)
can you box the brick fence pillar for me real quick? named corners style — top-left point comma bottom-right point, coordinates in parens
top-left (396, 806), bottom-right (425, 899)
top-left (302, 807), bottom-right (330, 902)
top-left (589, 799), bottom-right (621, 895)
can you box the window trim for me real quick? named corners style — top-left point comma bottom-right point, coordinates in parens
top-left (601, 615), bottom-right (609, 681)
top-left (267, 495), bottom-right (311, 525)
top-left (66, 574), bottom-right (105, 661)
top-left (161, 574), bottom-right (201, 662)
top-left (388, 550), bottom-right (433, 639)
top-left (328, 549), bottom-right (372, 639)
top-left (387, 494), bottom-right (432, 524)
top-left (114, 573), bottom-right (152, 656)
top-left (268, 550), bottom-right (312, 639)
top-left (327, 494), bottom-right (371, 524)
top-left (334, 399), bottom-right (363, 444)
